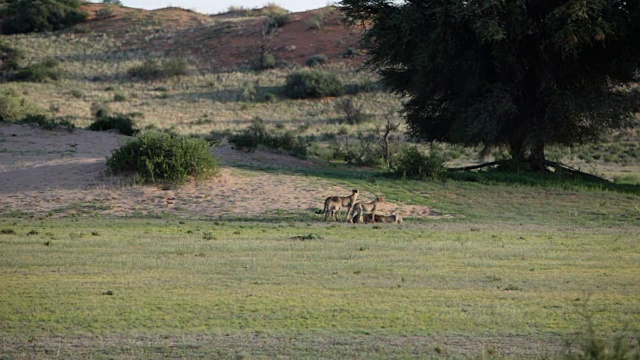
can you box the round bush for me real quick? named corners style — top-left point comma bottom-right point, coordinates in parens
top-left (282, 70), bottom-right (344, 99)
top-left (306, 54), bottom-right (328, 67)
top-left (106, 131), bottom-right (219, 184)
top-left (395, 147), bottom-right (447, 180)
top-left (0, 91), bottom-right (43, 121)
top-left (88, 113), bottom-right (139, 136)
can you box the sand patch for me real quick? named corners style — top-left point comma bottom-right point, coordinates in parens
top-left (0, 124), bottom-right (436, 219)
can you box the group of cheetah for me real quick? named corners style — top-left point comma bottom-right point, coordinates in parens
top-left (318, 189), bottom-right (402, 224)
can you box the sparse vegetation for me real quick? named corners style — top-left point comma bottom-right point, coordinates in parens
top-left (126, 58), bottom-right (189, 81)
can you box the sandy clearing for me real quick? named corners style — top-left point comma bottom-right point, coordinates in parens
top-left (0, 123), bottom-right (435, 219)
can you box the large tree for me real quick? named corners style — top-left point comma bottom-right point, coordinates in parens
top-left (340, 0), bottom-right (640, 171)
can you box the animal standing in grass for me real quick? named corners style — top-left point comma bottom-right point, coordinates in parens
top-left (351, 197), bottom-right (384, 223)
top-left (318, 189), bottom-right (359, 222)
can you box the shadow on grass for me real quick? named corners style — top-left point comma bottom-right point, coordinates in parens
top-left (224, 151), bottom-right (640, 196)
top-left (448, 169), bottom-right (640, 196)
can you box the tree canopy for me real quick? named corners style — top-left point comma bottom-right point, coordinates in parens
top-left (340, 0), bottom-right (640, 171)
top-left (2, 0), bottom-right (87, 34)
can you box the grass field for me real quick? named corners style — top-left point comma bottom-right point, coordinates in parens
top-left (1, 165), bottom-right (639, 358)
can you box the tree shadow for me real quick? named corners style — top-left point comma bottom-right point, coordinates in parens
top-left (448, 169), bottom-right (640, 196)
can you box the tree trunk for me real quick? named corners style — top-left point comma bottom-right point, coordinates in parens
top-left (509, 139), bottom-right (527, 168)
top-left (529, 141), bottom-right (548, 172)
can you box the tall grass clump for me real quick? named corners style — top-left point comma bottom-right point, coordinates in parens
top-left (282, 70), bottom-right (344, 99)
top-left (106, 131), bottom-right (219, 184)
top-left (395, 147), bottom-right (447, 180)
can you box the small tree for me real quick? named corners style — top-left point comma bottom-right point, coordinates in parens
top-left (377, 115), bottom-right (401, 169)
top-left (254, 18), bottom-right (279, 70)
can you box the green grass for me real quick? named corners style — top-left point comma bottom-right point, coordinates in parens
top-left (1, 214), bottom-right (638, 358)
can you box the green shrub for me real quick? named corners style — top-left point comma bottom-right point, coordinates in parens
top-left (162, 58), bottom-right (189, 77)
top-left (0, 41), bottom-right (22, 77)
top-left (69, 89), bottom-right (83, 99)
top-left (265, 131), bottom-right (309, 158)
top-left (126, 59), bottom-right (162, 80)
top-left (88, 113), bottom-right (140, 136)
top-left (342, 47), bottom-right (359, 58)
top-left (95, 6), bottom-right (114, 20)
top-left (229, 118), bottom-right (308, 158)
top-left (395, 147), bottom-right (447, 180)
top-left (18, 114), bottom-right (75, 131)
top-left (229, 118), bottom-right (268, 151)
top-left (335, 98), bottom-right (370, 125)
top-left (267, 13), bottom-right (290, 29)
top-left (306, 54), bottom-right (328, 67)
top-left (2, 0), bottom-right (88, 34)
top-left (127, 58), bottom-right (189, 80)
top-left (0, 91), bottom-right (43, 121)
top-left (106, 131), bottom-right (219, 184)
top-left (240, 81), bottom-right (257, 101)
top-left (282, 70), bottom-right (344, 99)
top-left (113, 92), bottom-right (126, 102)
top-left (308, 12), bottom-right (326, 30)
top-left (13, 58), bottom-right (62, 82)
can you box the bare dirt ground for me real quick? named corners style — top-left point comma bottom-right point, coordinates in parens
top-left (0, 124), bottom-right (435, 219)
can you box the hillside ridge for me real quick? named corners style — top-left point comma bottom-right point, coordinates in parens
top-left (76, 3), bottom-right (364, 71)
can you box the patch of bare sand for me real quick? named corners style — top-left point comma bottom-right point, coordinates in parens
top-left (0, 124), bottom-right (436, 219)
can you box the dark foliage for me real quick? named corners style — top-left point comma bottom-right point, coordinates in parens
top-left (88, 113), bottom-right (140, 136)
top-left (340, 0), bottom-right (640, 171)
top-left (2, 0), bottom-right (87, 34)
top-left (13, 58), bottom-right (61, 82)
top-left (282, 70), bottom-right (344, 99)
top-left (229, 118), bottom-right (308, 158)
top-left (17, 113), bottom-right (75, 131)
top-left (0, 41), bottom-right (21, 78)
